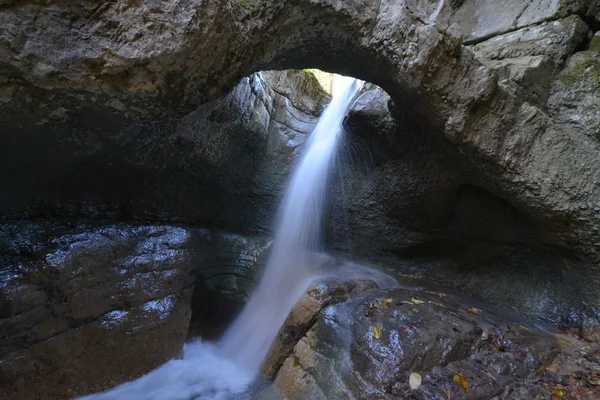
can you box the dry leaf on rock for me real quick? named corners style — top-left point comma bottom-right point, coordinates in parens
top-left (409, 373), bottom-right (422, 390)
top-left (373, 326), bottom-right (381, 339)
top-left (453, 372), bottom-right (469, 392)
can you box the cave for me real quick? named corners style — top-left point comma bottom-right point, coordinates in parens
top-left (1, 1), bottom-right (600, 399)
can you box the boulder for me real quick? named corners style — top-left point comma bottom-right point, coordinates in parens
top-left (274, 286), bottom-right (560, 399)
top-left (261, 279), bottom-right (377, 379)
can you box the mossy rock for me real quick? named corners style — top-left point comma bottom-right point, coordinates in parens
top-left (558, 54), bottom-right (600, 89)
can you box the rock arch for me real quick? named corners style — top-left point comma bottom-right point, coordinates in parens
top-left (2, 0), bottom-right (598, 263)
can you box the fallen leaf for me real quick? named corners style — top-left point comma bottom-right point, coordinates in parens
top-left (453, 372), bottom-right (469, 392)
top-left (409, 372), bottom-right (422, 390)
top-left (552, 389), bottom-right (564, 398)
top-left (373, 326), bottom-right (381, 339)
top-left (584, 374), bottom-right (600, 386)
top-left (382, 298), bottom-right (393, 307)
top-left (400, 300), bottom-right (414, 305)
top-left (293, 357), bottom-right (300, 368)
top-left (365, 310), bottom-right (374, 317)
top-left (412, 308), bottom-right (419, 313)
top-left (461, 308), bottom-right (480, 315)
top-left (411, 297), bottom-right (425, 305)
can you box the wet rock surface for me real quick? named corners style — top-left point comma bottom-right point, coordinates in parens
top-left (331, 87), bottom-right (600, 326)
top-left (0, 221), bottom-right (270, 399)
top-left (261, 279), bottom-right (377, 379)
top-left (272, 283), bottom-right (594, 399)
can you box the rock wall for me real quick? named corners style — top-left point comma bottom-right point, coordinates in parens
top-left (330, 85), bottom-right (598, 325)
top-left (0, 68), bottom-right (328, 232)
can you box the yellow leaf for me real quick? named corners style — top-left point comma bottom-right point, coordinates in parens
top-left (465, 308), bottom-right (480, 315)
top-left (381, 298), bottom-right (393, 307)
top-left (411, 297), bottom-right (425, 305)
top-left (293, 356), bottom-right (300, 368)
top-left (400, 300), bottom-right (414, 305)
top-left (409, 373), bottom-right (422, 390)
top-left (412, 308), bottom-right (419, 313)
top-left (372, 326), bottom-right (381, 339)
top-left (552, 389), bottom-right (564, 397)
top-left (453, 372), bottom-right (469, 392)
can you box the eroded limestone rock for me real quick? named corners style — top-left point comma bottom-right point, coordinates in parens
top-left (548, 31), bottom-right (600, 140)
top-left (450, 0), bottom-right (599, 43)
top-left (470, 16), bottom-right (588, 108)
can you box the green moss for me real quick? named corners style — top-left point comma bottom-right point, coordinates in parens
top-left (239, 0), bottom-right (251, 9)
top-left (558, 56), bottom-right (600, 87)
top-left (588, 35), bottom-right (600, 53)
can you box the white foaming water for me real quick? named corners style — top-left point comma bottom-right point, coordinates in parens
top-left (79, 339), bottom-right (254, 400)
top-left (80, 76), bottom-right (397, 400)
top-left (218, 76), bottom-right (363, 373)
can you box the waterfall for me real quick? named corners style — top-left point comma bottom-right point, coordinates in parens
top-left (218, 76), bottom-right (363, 373)
top-left (80, 76), bottom-right (397, 400)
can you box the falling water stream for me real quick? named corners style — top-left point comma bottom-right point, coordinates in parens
top-left (81, 75), bottom-right (396, 400)
top-left (218, 76), bottom-right (364, 372)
